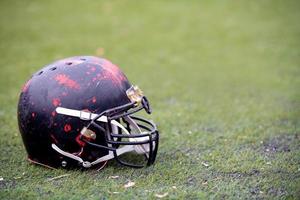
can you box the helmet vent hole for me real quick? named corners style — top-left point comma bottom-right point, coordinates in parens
top-left (80, 58), bottom-right (86, 61)
top-left (50, 67), bottom-right (57, 71)
top-left (37, 71), bottom-right (43, 75)
top-left (66, 62), bottom-right (72, 65)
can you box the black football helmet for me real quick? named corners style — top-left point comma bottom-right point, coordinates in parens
top-left (17, 56), bottom-right (159, 169)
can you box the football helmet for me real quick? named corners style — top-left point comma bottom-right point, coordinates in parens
top-left (17, 56), bottom-right (159, 169)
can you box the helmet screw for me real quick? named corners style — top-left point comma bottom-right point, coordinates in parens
top-left (61, 161), bottom-right (67, 167)
top-left (82, 161), bottom-right (92, 168)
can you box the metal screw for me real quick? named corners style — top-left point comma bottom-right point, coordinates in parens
top-left (61, 161), bottom-right (67, 167)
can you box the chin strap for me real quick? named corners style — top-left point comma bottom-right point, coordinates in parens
top-left (52, 107), bottom-right (150, 168)
top-left (51, 143), bottom-right (136, 168)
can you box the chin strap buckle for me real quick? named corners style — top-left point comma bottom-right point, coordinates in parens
top-left (80, 127), bottom-right (96, 140)
top-left (79, 111), bottom-right (92, 120)
top-left (82, 161), bottom-right (92, 168)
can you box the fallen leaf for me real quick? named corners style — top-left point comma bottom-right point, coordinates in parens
top-left (0, 177), bottom-right (3, 181)
top-left (124, 181), bottom-right (135, 188)
top-left (46, 174), bottom-right (70, 181)
top-left (172, 186), bottom-right (177, 189)
top-left (108, 191), bottom-right (120, 194)
top-left (96, 48), bottom-right (105, 56)
top-left (201, 162), bottom-right (209, 167)
top-left (202, 180), bottom-right (208, 185)
top-left (155, 192), bottom-right (168, 198)
top-left (109, 175), bottom-right (119, 179)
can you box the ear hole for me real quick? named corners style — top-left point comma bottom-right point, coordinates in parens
top-left (66, 62), bottom-right (72, 65)
top-left (50, 67), bottom-right (57, 71)
top-left (37, 71), bottom-right (43, 75)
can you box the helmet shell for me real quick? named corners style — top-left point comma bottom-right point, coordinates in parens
top-left (18, 56), bottom-right (131, 168)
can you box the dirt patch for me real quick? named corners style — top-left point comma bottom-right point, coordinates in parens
top-left (216, 169), bottom-right (261, 179)
top-left (266, 187), bottom-right (286, 197)
top-left (0, 180), bottom-right (17, 190)
top-left (185, 176), bottom-right (197, 186)
top-left (261, 134), bottom-right (299, 155)
top-left (249, 186), bottom-right (286, 199)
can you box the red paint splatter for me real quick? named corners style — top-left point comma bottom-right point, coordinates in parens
top-left (92, 96), bottom-right (96, 103)
top-left (52, 98), bottom-right (61, 107)
top-left (51, 111), bottom-right (56, 117)
top-left (55, 74), bottom-right (80, 89)
top-left (64, 124), bottom-right (72, 132)
top-left (21, 80), bottom-right (31, 92)
top-left (50, 134), bottom-right (58, 144)
top-left (31, 112), bottom-right (36, 118)
top-left (76, 134), bottom-right (86, 147)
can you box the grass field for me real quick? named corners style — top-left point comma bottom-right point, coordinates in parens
top-left (0, 0), bottom-right (299, 199)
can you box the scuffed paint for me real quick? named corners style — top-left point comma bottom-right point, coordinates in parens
top-left (52, 98), bottom-right (61, 107)
top-left (86, 97), bottom-right (97, 103)
top-left (21, 79), bottom-right (31, 92)
top-left (50, 134), bottom-right (58, 144)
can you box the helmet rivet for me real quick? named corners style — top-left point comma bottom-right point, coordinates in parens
top-left (82, 161), bottom-right (92, 168)
top-left (61, 161), bottom-right (67, 167)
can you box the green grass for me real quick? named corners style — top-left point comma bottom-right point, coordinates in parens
top-left (0, 0), bottom-right (299, 199)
